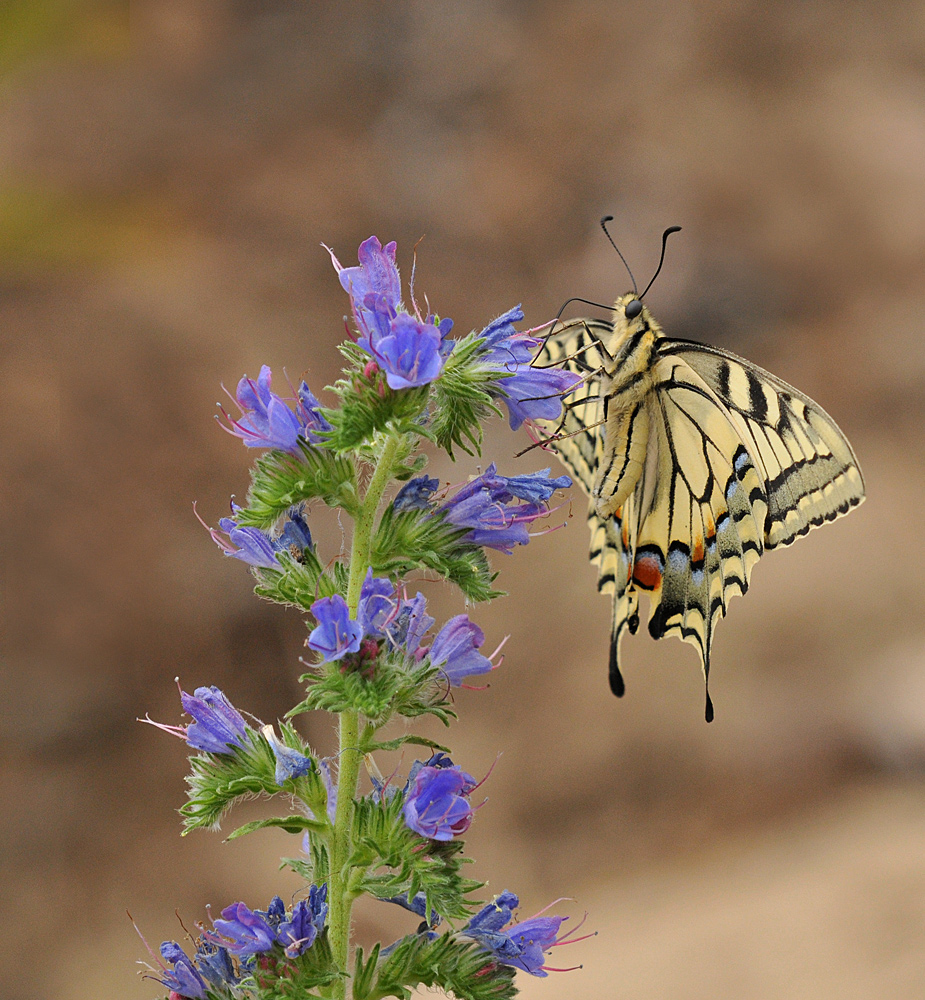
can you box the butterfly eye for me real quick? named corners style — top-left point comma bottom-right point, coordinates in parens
top-left (624, 299), bottom-right (643, 319)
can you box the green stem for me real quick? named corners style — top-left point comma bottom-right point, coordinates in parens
top-left (328, 433), bottom-right (401, 1000)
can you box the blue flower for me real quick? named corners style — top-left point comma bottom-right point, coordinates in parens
top-left (402, 760), bottom-right (477, 840)
top-left (209, 516), bottom-right (281, 569)
top-left (463, 892), bottom-right (579, 977)
top-left (158, 941), bottom-right (209, 999)
top-left (376, 312), bottom-right (445, 390)
top-left (335, 235), bottom-right (402, 347)
top-left (494, 366), bottom-right (586, 431)
top-left (296, 382), bottom-right (333, 442)
top-left (465, 891), bottom-right (520, 941)
top-left (357, 570), bottom-right (396, 638)
top-left (478, 306), bottom-right (537, 365)
top-left (489, 468), bottom-right (572, 504)
top-left (192, 942), bottom-right (239, 991)
top-left (428, 615), bottom-right (493, 686)
top-left (438, 464), bottom-right (570, 553)
top-left (393, 475), bottom-right (440, 511)
top-left (205, 503), bottom-right (314, 570)
top-left (329, 236), bottom-right (452, 390)
top-left (384, 592), bottom-right (435, 656)
top-left (219, 365), bottom-right (304, 453)
top-left (181, 686), bottom-right (249, 754)
top-left (476, 306), bottom-right (584, 430)
top-left (277, 885), bottom-right (328, 958)
top-left (275, 504), bottom-right (314, 560)
top-left (263, 726), bottom-right (314, 785)
top-left (208, 902), bottom-right (277, 958)
top-left (380, 891), bottom-right (442, 929)
top-left (307, 594), bottom-right (364, 661)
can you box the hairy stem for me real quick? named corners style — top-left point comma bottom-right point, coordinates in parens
top-left (328, 433), bottom-right (400, 1000)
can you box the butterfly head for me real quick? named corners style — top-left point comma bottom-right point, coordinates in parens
top-left (612, 292), bottom-right (654, 331)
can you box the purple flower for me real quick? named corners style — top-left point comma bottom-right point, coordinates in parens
top-left (158, 942), bottom-right (208, 999)
top-left (503, 915), bottom-right (570, 976)
top-left (478, 306), bottom-right (538, 366)
top-left (329, 236), bottom-right (452, 389)
top-left (428, 615), bottom-right (493, 686)
top-left (357, 570), bottom-right (396, 638)
top-left (182, 686), bottom-right (249, 754)
top-left (375, 313), bottom-right (444, 390)
top-left (465, 891), bottom-right (520, 941)
top-left (193, 942), bottom-right (239, 990)
top-left (384, 592), bottom-right (435, 656)
top-left (380, 891), bottom-right (442, 929)
top-left (393, 475), bottom-right (440, 511)
top-left (334, 236), bottom-right (402, 347)
top-left (463, 892), bottom-right (580, 977)
top-left (141, 684), bottom-right (250, 755)
top-left (438, 464), bottom-right (569, 553)
top-left (296, 382), bottom-right (333, 442)
top-left (275, 504), bottom-right (314, 559)
top-left (308, 594), bottom-right (363, 661)
top-left (209, 516), bottom-right (281, 569)
top-left (208, 902), bottom-right (277, 958)
top-left (402, 761), bottom-right (477, 840)
top-left (219, 365), bottom-right (304, 453)
top-left (263, 725), bottom-right (314, 785)
top-left (277, 885), bottom-right (327, 958)
top-left (495, 366), bottom-right (586, 431)
top-left (476, 306), bottom-right (583, 430)
top-left (489, 468), bottom-right (572, 504)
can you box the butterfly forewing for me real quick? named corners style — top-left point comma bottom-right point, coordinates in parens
top-left (658, 339), bottom-right (866, 549)
top-left (535, 307), bottom-right (865, 719)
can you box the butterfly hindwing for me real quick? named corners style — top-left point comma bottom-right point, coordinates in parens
top-left (628, 356), bottom-right (770, 717)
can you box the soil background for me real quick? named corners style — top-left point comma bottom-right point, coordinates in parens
top-left (2, 3), bottom-right (925, 998)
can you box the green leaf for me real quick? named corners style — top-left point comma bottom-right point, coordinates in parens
top-left (180, 739), bottom-right (280, 833)
top-left (354, 931), bottom-right (517, 1000)
top-left (371, 505), bottom-right (502, 603)
top-left (359, 732), bottom-right (450, 755)
top-left (226, 815), bottom-right (328, 840)
top-left (253, 551), bottom-right (349, 613)
top-left (180, 725), bottom-right (329, 834)
top-left (323, 343), bottom-right (432, 453)
top-left (282, 839), bottom-right (330, 884)
top-left (243, 930), bottom-right (341, 999)
top-left (349, 794), bottom-right (482, 923)
top-left (353, 944), bottom-right (382, 1000)
top-left (290, 656), bottom-right (456, 729)
top-left (235, 439), bottom-right (359, 529)
top-left (429, 330), bottom-right (508, 458)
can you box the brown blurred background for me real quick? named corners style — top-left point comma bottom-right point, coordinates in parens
top-left (2, 2), bottom-right (925, 998)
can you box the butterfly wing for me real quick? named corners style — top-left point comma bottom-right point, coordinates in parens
top-left (657, 339), bottom-right (866, 548)
top-left (630, 355), bottom-right (772, 719)
top-left (532, 318), bottom-right (611, 489)
top-left (535, 320), bottom-right (864, 720)
top-left (535, 319), bottom-right (642, 696)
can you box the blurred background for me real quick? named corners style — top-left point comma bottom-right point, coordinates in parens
top-left (2, 2), bottom-right (924, 998)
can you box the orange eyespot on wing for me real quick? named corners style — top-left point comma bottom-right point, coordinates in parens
top-left (631, 546), bottom-right (664, 591)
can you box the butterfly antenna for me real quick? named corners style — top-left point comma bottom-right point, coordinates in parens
top-left (640, 226), bottom-right (682, 300)
top-left (600, 215), bottom-right (637, 295)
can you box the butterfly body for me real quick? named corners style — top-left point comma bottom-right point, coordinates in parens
top-left (536, 294), bottom-right (865, 720)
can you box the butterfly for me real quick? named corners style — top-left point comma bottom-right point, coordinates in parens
top-left (533, 232), bottom-right (865, 721)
